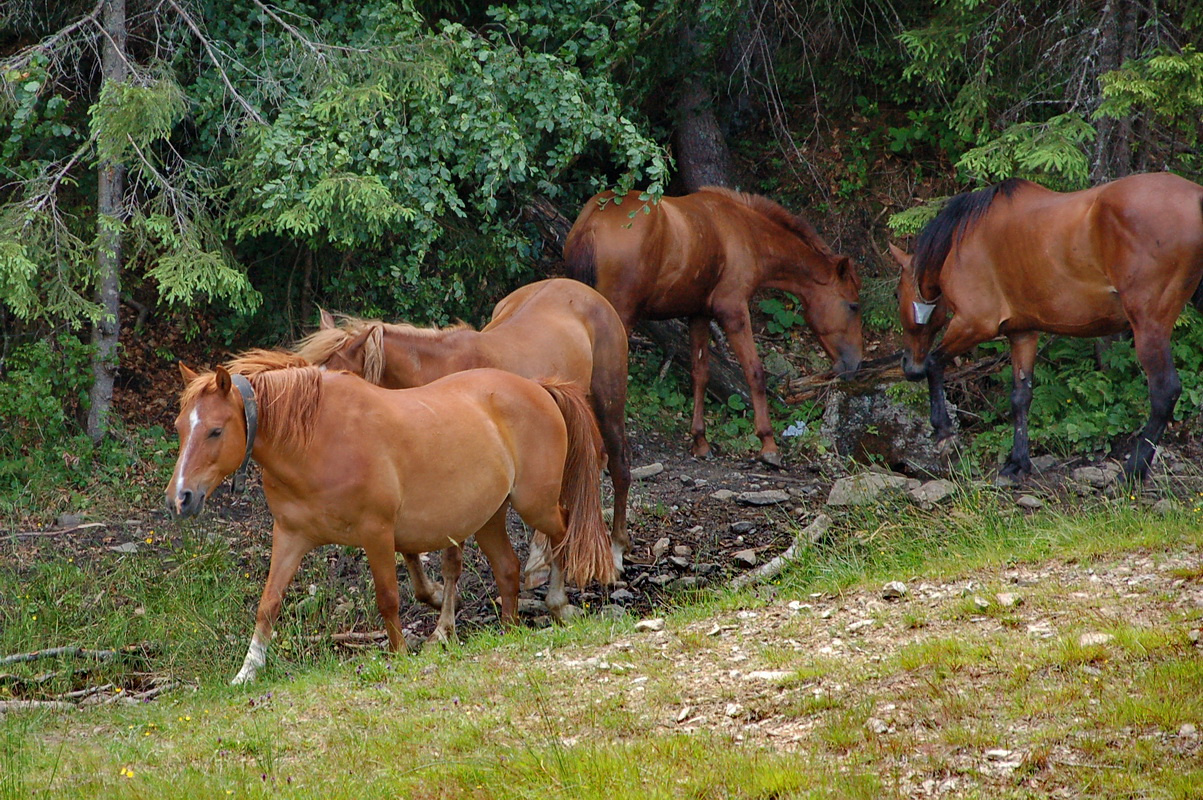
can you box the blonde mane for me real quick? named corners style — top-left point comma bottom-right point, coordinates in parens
top-left (179, 349), bottom-right (323, 452)
top-left (293, 315), bottom-right (475, 386)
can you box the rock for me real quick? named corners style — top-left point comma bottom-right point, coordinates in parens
top-left (648, 574), bottom-right (676, 587)
top-left (820, 383), bottom-right (959, 475)
top-left (692, 563), bottom-right (720, 575)
top-left (882, 581), bottom-right (908, 600)
top-left (676, 705), bottom-right (693, 723)
top-left (985, 749), bottom-right (1014, 761)
top-left (973, 596), bottom-right (990, 611)
top-left (518, 598), bottom-right (549, 615)
top-left (737, 489), bottom-right (790, 506)
top-left (908, 479), bottom-right (956, 507)
top-left (1030, 455), bottom-right (1059, 473)
top-left (804, 514), bottom-right (833, 544)
top-left (1016, 495), bottom-right (1044, 510)
top-left (710, 489), bottom-right (736, 502)
top-left (598, 605), bottom-right (626, 620)
top-left (1151, 498), bottom-right (1176, 515)
top-left (995, 592), bottom-right (1022, 608)
top-left (732, 549), bottom-right (758, 567)
top-left (1180, 723), bottom-right (1198, 738)
top-left (847, 619), bottom-right (874, 633)
top-left (1078, 632), bottom-right (1115, 647)
top-left (609, 588), bottom-right (635, 603)
top-left (651, 537), bottom-right (671, 560)
top-left (724, 702), bottom-right (744, 718)
top-left (557, 605), bottom-right (583, 621)
top-left (634, 618), bottom-right (665, 633)
top-left (671, 576), bottom-right (701, 590)
top-left (108, 542), bottom-right (138, 554)
top-left (1189, 628), bottom-right (1202, 644)
top-left (744, 670), bottom-right (792, 682)
top-left (826, 472), bottom-right (910, 506)
top-left (56, 513), bottom-right (84, 528)
top-left (631, 462), bottom-right (665, 480)
top-left (762, 349), bottom-right (798, 381)
top-left (1071, 464), bottom-right (1121, 489)
top-left (667, 556), bottom-right (691, 569)
top-left (730, 521), bottom-right (756, 534)
top-left (865, 717), bottom-right (890, 735)
top-left (673, 544), bottom-right (693, 557)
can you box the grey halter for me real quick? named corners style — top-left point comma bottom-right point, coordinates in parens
top-left (230, 374), bottom-right (258, 493)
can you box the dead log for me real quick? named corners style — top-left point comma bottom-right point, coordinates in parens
top-left (730, 514), bottom-right (831, 590)
top-left (784, 351), bottom-right (1008, 404)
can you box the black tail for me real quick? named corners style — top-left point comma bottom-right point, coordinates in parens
top-left (563, 227), bottom-right (597, 287)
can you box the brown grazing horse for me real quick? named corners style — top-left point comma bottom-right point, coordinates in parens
top-left (295, 278), bottom-right (632, 581)
top-left (564, 187), bottom-right (863, 465)
top-left (890, 172), bottom-right (1203, 480)
top-left (166, 351), bottom-right (615, 684)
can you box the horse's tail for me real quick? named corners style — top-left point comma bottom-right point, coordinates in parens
top-left (563, 224), bottom-right (597, 287)
top-left (540, 380), bottom-right (616, 586)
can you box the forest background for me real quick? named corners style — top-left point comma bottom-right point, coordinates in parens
top-left (2, 0), bottom-right (1202, 518)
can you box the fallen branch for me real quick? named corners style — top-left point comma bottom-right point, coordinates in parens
top-left (784, 351), bottom-right (1009, 404)
top-left (0, 646), bottom-right (118, 666)
top-left (11, 522), bottom-right (106, 538)
top-left (0, 700), bottom-right (76, 713)
top-left (730, 514), bottom-right (831, 590)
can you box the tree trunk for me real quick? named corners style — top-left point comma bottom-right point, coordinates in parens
top-left (672, 25), bottom-right (733, 191)
top-left (87, 0), bottom-right (127, 443)
top-left (1091, 0), bottom-right (1138, 183)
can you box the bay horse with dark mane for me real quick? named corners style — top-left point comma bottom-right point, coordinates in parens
top-left (294, 278), bottom-right (631, 582)
top-left (890, 172), bottom-right (1203, 480)
top-left (565, 187), bottom-right (863, 466)
top-left (166, 350), bottom-right (615, 684)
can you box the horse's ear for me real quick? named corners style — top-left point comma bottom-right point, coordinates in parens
top-left (179, 362), bottom-right (200, 385)
top-left (319, 307), bottom-right (336, 330)
top-left (836, 255), bottom-right (852, 279)
top-left (887, 242), bottom-right (912, 269)
top-left (215, 365), bottom-right (233, 395)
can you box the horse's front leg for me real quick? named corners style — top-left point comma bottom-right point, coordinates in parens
top-left (232, 524), bottom-right (313, 685)
top-left (925, 319), bottom-right (990, 450)
top-left (999, 332), bottom-right (1039, 479)
top-left (402, 553), bottom-right (443, 610)
top-left (714, 304), bottom-right (780, 466)
top-left (1126, 322), bottom-right (1180, 481)
top-left (688, 315), bottom-right (713, 458)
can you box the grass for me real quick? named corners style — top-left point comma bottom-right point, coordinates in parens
top-left (2, 489), bottom-right (1202, 798)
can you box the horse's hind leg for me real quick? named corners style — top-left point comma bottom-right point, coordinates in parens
top-left (688, 315), bottom-right (713, 458)
top-left (473, 504), bottom-right (521, 627)
top-left (427, 543), bottom-right (463, 645)
top-left (999, 332), bottom-right (1039, 479)
top-left (1126, 321), bottom-right (1181, 480)
top-left (596, 396), bottom-right (632, 571)
top-left (233, 524), bottom-right (314, 684)
top-left (402, 554), bottom-right (444, 610)
top-left (363, 531), bottom-right (407, 653)
top-left (714, 304), bottom-right (780, 466)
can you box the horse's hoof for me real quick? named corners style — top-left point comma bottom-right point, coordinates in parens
top-left (426, 628), bottom-right (455, 647)
top-left (757, 451), bottom-right (783, 469)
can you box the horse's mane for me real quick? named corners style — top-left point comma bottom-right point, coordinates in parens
top-left (700, 186), bottom-right (837, 258)
top-left (180, 349), bottom-right (323, 452)
top-left (913, 178), bottom-right (1030, 284)
top-left (294, 315), bottom-right (473, 385)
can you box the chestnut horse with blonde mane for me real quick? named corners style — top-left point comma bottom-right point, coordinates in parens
top-left (295, 277), bottom-right (631, 581)
top-left (891, 172), bottom-right (1203, 481)
top-left (166, 350), bottom-right (615, 684)
top-left (565, 187), bottom-right (863, 465)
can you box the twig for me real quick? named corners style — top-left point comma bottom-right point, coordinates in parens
top-left (11, 522), bottom-right (106, 538)
top-left (165, 0), bottom-right (265, 125)
top-left (0, 700), bottom-right (76, 713)
top-left (730, 514), bottom-right (831, 589)
top-left (58, 683), bottom-right (114, 700)
top-left (0, 645), bottom-right (119, 666)
top-left (0, 0), bottom-right (104, 74)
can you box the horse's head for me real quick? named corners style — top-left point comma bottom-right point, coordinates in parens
top-left (319, 322), bottom-right (388, 385)
top-left (798, 254), bottom-right (863, 378)
top-left (889, 242), bottom-right (946, 380)
top-left (167, 364), bottom-right (248, 518)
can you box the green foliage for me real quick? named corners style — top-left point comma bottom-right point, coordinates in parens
top-left (955, 113), bottom-right (1095, 189)
top-left (90, 73), bottom-right (187, 163)
top-left (757, 296), bottom-right (805, 335)
top-left (887, 196), bottom-right (946, 236)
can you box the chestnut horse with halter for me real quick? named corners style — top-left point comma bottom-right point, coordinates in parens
top-left (294, 278), bottom-right (631, 582)
top-left (166, 350), bottom-right (615, 683)
top-left (891, 172), bottom-right (1203, 480)
top-left (565, 187), bottom-right (863, 465)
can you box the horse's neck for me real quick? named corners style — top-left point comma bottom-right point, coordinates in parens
top-left (763, 246), bottom-right (832, 294)
top-left (383, 329), bottom-right (484, 384)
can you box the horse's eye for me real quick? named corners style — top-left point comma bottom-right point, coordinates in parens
top-left (848, 302), bottom-right (860, 313)
top-left (208, 428), bottom-right (223, 439)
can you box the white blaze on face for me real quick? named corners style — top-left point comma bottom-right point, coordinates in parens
top-left (174, 406), bottom-right (202, 499)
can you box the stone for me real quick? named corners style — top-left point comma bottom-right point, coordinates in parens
top-left (732, 549), bottom-right (758, 567)
top-left (995, 592), bottom-right (1022, 608)
top-left (737, 489), bottom-right (790, 506)
top-left (973, 596), bottom-right (990, 611)
top-left (108, 542), bottom-right (138, 554)
top-left (1180, 723), bottom-right (1198, 738)
top-left (676, 705), bottom-right (693, 723)
top-left (744, 670), bottom-right (792, 682)
top-left (673, 544), bottom-right (693, 557)
top-left (908, 479), bottom-right (956, 507)
top-left (631, 462), bottom-right (665, 480)
top-left (609, 588), bottom-right (635, 603)
top-left (671, 576), bottom-right (701, 591)
top-left (1078, 632), bottom-right (1115, 647)
top-left (668, 556), bottom-right (691, 569)
top-left (865, 717), bottom-right (890, 734)
top-left (762, 349), bottom-right (798, 380)
top-left (651, 537), bottom-right (671, 560)
top-left (826, 472), bottom-right (910, 506)
top-left (634, 618), bottom-right (665, 633)
top-left (56, 513), bottom-right (84, 528)
top-left (882, 581), bottom-right (908, 600)
top-left (1071, 464), bottom-right (1121, 489)
top-left (820, 383), bottom-right (959, 475)
top-left (710, 489), bottom-right (736, 502)
top-left (985, 749), bottom-right (1014, 761)
top-left (1030, 455), bottom-right (1059, 473)
top-left (518, 598), bottom-right (548, 615)
top-left (1151, 498), bottom-right (1175, 515)
top-left (1188, 628), bottom-right (1201, 644)
top-left (725, 702), bottom-right (744, 718)
top-left (692, 563), bottom-right (720, 575)
top-left (648, 574), bottom-right (676, 587)
top-left (1016, 495), bottom-right (1044, 510)
top-left (847, 619), bottom-right (874, 633)
top-left (730, 521), bottom-right (756, 534)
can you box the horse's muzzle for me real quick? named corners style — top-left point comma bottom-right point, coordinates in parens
top-left (834, 353), bottom-right (861, 379)
top-left (901, 352), bottom-right (928, 381)
top-left (169, 489), bottom-right (206, 519)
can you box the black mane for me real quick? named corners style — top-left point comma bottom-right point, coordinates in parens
top-left (913, 178), bottom-right (1029, 284)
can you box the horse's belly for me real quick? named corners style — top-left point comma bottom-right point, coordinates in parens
top-left (1007, 284), bottom-right (1128, 336)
